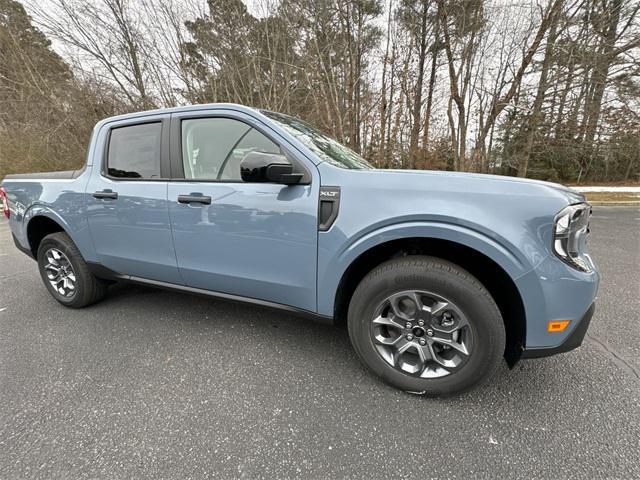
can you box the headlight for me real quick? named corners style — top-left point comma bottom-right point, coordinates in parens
top-left (553, 203), bottom-right (592, 272)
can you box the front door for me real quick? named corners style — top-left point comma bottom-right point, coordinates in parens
top-left (86, 116), bottom-right (182, 284)
top-left (167, 111), bottom-right (319, 312)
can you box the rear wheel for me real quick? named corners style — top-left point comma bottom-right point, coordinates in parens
top-left (37, 232), bottom-right (107, 308)
top-left (348, 256), bottom-right (505, 396)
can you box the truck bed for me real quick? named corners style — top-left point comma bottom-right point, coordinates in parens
top-left (3, 169), bottom-right (83, 180)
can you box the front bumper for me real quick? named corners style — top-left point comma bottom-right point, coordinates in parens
top-left (521, 303), bottom-right (595, 359)
top-left (514, 249), bottom-right (599, 350)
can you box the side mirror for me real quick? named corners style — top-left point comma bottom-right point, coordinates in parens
top-left (240, 152), bottom-right (303, 185)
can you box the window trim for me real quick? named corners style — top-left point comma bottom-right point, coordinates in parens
top-left (101, 118), bottom-right (170, 182)
top-left (168, 112), bottom-right (311, 185)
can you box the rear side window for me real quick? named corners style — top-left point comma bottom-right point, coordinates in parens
top-left (107, 123), bottom-right (162, 179)
top-left (181, 118), bottom-right (281, 181)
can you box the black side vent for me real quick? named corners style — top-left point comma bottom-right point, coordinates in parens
top-left (318, 186), bottom-right (341, 231)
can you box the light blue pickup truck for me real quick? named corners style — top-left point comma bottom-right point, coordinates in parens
top-left (1, 103), bottom-right (599, 395)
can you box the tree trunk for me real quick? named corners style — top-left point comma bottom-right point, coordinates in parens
top-left (517, 16), bottom-right (560, 177)
top-left (409, 0), bottom-right (429, 168)
top-left (378, 0), bottom-right (393, 167)
top-left (582, 0), bottom-right (623, 149)
top-left (422, 16), bottom-right (439, 153)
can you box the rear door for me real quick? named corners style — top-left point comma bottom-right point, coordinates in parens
top-left (85, 115), bottom-right (182, 284)
top-left (167, 109), bottom-right (319, 312)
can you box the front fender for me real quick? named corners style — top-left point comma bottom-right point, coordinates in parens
top-left (316, 221), bottom-right (537, 317)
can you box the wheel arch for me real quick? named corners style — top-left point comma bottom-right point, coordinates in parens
top-left (331, 235), bottom-right (528, 365)
top-left (26, 215), bottom-right (68, 257)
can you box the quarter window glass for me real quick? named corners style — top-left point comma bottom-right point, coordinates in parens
top-left (181, 118), bottom-right (281, 181)
top-left (107, 123), bottom-right (162, 179)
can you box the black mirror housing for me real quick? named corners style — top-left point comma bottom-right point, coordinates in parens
top-left (240, 152), bottom-right (302, 184)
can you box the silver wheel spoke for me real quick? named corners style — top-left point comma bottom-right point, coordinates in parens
top-left (427, 341), bottom-right (448, 367)
top-left (409, 292), bottom-right (424, 311)
top-left (391, 338), bottom-right (412, 367)
top-left (429, 300), bottom-right (449, 316)
top-left (417, 344), bottom-right (432, 364)
top-left (396, 337), bottom-right (412, 354)
top-left (374, 332), bottom-right (403, 346)
top-left (431, 335), bottom-right (469, 356)
top-left (372, 315), bottom-right (404, 330)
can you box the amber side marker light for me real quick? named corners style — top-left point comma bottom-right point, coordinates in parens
top-left (548, 320), bottom-right (571, 333)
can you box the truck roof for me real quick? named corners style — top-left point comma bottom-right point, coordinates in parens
top-left (96, 103), bottom-right (260, 127)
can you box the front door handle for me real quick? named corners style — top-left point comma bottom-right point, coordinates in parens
top-left (178, 194), bottom-right (211, 205)
top-left (93, 190), bottom-right (118, 200)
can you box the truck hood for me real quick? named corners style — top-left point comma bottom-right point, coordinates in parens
top-left (371, 169), bottom-right (586, 204)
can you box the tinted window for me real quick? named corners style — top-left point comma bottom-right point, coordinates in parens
top-left (181, 118), bottom-right (281, 181)
top-left (107, 123), bottom-right (162, 179)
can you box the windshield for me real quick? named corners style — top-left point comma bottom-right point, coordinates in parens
top-left (260, 110), bottom-right (373, 170)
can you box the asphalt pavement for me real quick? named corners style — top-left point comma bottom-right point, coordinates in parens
top-left (1, 207), bottom-right (639, 479)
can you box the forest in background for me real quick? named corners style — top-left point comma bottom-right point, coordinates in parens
top-left (1, 0), bottom-right (639, 183)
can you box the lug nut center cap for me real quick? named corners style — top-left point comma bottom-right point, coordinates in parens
top-left (412, 327), bottom-right (425, 337)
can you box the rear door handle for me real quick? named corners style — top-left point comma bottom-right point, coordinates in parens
top-left (93, 190), bottom-right (118, 200)
top-left (178, 194), bottom-right (211, 205)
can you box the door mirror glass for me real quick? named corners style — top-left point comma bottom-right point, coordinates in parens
top-left (240, 152), bottom-right (302, 184)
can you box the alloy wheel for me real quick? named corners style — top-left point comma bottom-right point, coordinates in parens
top-left (44, 248), bottom-right (77, 298)
top-left (370, 290), bottom-right (474, 378)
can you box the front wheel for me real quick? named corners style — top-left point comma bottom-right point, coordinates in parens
top-left (37, 232), bottom-right (107, 308)
top-left (347, 256), bottom-right (505, 396)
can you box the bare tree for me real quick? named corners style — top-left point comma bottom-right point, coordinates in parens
top-left (6, 0), bottom-right (638, 183)
top-left (28, 0), bottom-right (155, 107)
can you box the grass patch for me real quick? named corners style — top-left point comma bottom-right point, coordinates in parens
top-left (584, 192), bottom-right (640, 202)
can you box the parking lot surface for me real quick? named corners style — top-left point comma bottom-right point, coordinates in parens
top-left (1, 207), bottom-right (639, 479)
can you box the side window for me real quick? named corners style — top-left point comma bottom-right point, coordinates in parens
top-left (107, 123), bottom-right (162, 179)
top-left (181, 118), bottom-right (281, 181)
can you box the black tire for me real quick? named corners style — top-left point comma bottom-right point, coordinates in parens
top-left (37, 232), bottom-right (107, 308)
top-left (347, 256), bottom-right (505, 396)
